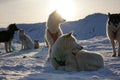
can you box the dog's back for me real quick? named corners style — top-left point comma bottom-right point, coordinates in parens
top-left (0, 24), bottom-right (19, 42)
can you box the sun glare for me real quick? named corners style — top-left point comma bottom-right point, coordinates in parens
top-left (49, 0), bottom-right (77, 20)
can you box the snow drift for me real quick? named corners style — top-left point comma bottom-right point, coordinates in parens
top-left (14, 13), bottom-right (108, 42)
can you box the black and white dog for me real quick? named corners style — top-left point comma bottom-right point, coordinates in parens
top-left (106, 13), bottom-right (120, 57)
top-left (0, 24), bottom-right (19, 53)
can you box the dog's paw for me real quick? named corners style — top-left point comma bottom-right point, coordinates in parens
top-left (112, 54), bottom-right (116, 57)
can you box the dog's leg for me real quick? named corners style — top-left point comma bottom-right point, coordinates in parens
top-left (47, 46), bottom-right (52, 61)
top-left (118, 42), bottom-right (120, 56)
top-left (21, 41), bottom-right (24, 50)
top-left (111, 40), bottom-right (116, 57)
top-left (47, 39), bottom-right (53, 61)
top-left (45, 37), bottom-right (49, 47)
top-left (8, 41), bottom-right (12, 52)
top-left (5, 42), bottom-right (9, 53)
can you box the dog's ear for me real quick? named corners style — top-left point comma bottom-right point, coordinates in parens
top-left (13, 23), bottom-right (16, 25)
top-left (108, 13), bottom-right (111, 18)
top-left (65, 32), bottom-right (73, 37)
top-left (54, 10), bottom-right (57, 13)
top-left (53, 10), bottom-right (58, 14)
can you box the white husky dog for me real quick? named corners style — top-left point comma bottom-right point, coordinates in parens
top-left (51, 33), bottom-right (104, 71)
top-left (106, 13), bottom-right (120, 57)
top-left (18, 29), bottom-right (34, 50)
top-left (45, 10), bottom-right (66, 59)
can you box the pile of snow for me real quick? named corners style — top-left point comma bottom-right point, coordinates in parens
top-left (12, 13), bottom-right (108, 42)
top-left (62, 13), bottom-right (108, 40)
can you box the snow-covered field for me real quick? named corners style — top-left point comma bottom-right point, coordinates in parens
top-left (0, 36), bottom-right (120, 80)
top-left (0, 13), bottom-right (120, 80)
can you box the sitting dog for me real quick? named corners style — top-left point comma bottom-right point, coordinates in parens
top-left (34, 39), bottom-right (39, 49)
top-left (0, 23), bottom-right (19, 53)
top-left (51, 33), bottom-right (104, 71)
top-left (45, 10), bottom-right (66, 59)
top-left (18, 29), bottom-right (34, 50)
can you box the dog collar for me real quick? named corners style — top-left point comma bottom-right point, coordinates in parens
top-left (47, 29), bottom-right (58, 42)
top-left (20, 35), bottom-right (27, 40)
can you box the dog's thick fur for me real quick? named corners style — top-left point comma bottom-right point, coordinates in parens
top-left (0, 24), bottom-right (19, 53)
top-left (34, 39), bottom-right (39, 49)
top-left (45, 10), bottom-right (66, 59)
top-left (18, 29), bottom-right (34, 50)
top-left (74, 50), bottom-right (104, 71)
top-left (106, 13), bottom-right (120, 57)
top-left (51, 33), bottom-right (104, 71)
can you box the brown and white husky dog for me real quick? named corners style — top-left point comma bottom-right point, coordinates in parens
top-left (106, 13), bottom-right (120, 57)
top-left (19, 29), bottom-right (34, 50)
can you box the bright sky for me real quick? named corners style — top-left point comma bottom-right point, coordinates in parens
top-left (0, 0), bottom-right (120, 27)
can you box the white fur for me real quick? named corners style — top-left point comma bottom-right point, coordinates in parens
top-left (19, 29), bottom-right (34, 50)
top-left (45, 10), bottom-right (66, 59)
top-left (75, 50), bottom-right (104, 71)
top-left (51, 33), bottom-right (104, 71)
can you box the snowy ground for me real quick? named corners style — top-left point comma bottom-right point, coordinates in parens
top-left (0, 36), bottom-right (120, 80)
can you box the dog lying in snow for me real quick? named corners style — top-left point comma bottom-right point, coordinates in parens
top-left (45, 10), bottom-right (66, 59)
top-left (0, 24), bottom-right (19, 53)
top-left (51, 33), bottom-right (104, 71)
top-left (18, 29), bottom-right (34, 50)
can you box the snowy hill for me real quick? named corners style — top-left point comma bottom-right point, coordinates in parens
top-left (62, 13), bottom-right (107, 40)
top-left (13, 13), bottom-right (107, 42)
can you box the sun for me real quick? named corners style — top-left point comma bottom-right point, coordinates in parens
top-left (49, 0), bottom-right (77, 20)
